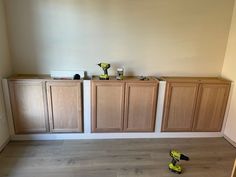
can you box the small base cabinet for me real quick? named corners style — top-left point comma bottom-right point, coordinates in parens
top-left (8, 80), bottom-right (48, 134)
top-left (7, 75), bottom-right (84, 134)
top-left (46, 81), bottom-right (83, 133)
top-left (91, 76), bottom-right (159, 133)
top-left (161, 77), bottom-right (231, 132)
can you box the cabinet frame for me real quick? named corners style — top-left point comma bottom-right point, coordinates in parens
top-left (161, 77), bottom-right (231, 132)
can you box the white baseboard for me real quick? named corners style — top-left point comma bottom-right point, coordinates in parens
top-left (224, 135), bottom-right (236, 147)
top-left (0, 137), bottom-right (10, 152)
top-left (11, 132), bottom-right (223, 141)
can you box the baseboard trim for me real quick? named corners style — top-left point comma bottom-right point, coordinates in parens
top-left (224, 135), bottom-right (236, 147)
top-left (0, 137), bottom-right (10, 152)
top-left (10, 132), bottom-right (223, 141)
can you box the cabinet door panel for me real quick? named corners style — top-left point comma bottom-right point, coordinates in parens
top-left (92, 82), bottom-right (125, 132)
top-left (124, 83), bottom-right (158, 132)
top-left (9, 80), bottom-right (48, 134)
top-left (162, 83), bottom-right (199, 132)
top-left (193, 84), bottom-right (230, 132)
top-left (47, 81), bottom-right (83, 132)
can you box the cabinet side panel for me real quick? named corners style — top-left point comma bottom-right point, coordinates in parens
top-left (9, 81), bottom-right (47, 133)
top-left (193, 84), bottom-right (230, 132)
top-left (162, 83), bottom-right (198, 131)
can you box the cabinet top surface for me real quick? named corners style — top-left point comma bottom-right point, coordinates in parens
top-left (161, 77), bottom-right (231, 84)
top-left (7, 74), bottom-right (83, 81)
top-left (8, 74), bottom-right (52, 80)
top-left (92, 76), bottom-right (159, 82)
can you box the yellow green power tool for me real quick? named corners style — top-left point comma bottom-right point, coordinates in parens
top-left (169, 150), bottom-right (190, 174)
top-left (98, 63), bottom-right (110, 80)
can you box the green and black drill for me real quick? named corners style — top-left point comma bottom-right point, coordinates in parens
top-left (98, 63), bottom-right (110, 80)
top-left (169, 150), bottom-right (190, 174)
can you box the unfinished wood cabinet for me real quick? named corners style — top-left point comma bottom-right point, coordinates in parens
top-left (161, 77), bottom-right (231, 132)
top-left (193, 84), bottom-right (230, 132)
top-left (91, 76), bottom-right (159, 133)
top-left (92, 81), bottom-right (125, 132)
top-left (46, 81), bottom-right (83, 133)
top-left (124, 82), bottom-right (158, 132)
top-left (162, 83), bottom-right (199, 131)
top-left (8, 80), bottom-right (48, 134)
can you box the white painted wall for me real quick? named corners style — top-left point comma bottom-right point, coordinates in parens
top-left (0, 0), bottom-right (12, 149)
top-left (5, 0), bottom-right (234, 76)
top-left (222, 1), bottom-right (236, 144)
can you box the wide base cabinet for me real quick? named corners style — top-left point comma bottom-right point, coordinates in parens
top-left (161, 77), bottom-right (231, 132)
top-left (8, 75), bottom-right (83, 134)
top-left (92, 76), bottom-right (159, 132)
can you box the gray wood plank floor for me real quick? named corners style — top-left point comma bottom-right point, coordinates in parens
top-left (0, 138), bottom-right (235, 177)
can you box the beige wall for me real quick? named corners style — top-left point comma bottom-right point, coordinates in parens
top-left (222, 1), bottom-right (236, 143)
top-left (5, 0), bottom-right (234, 76)
top-left (0, 0), bottom-right (12, 148)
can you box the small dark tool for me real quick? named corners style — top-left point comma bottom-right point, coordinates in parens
top-left (73, 74), bottom-right (80, 80)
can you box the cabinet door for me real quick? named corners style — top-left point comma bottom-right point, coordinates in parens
top-left (9, 80), bottom-right (48, 134)
top-left (162, 83), bottom-right (199, 132)
top-left (46, 81), bottom-right (83, 132)
top-left (92, 82), bottom-right (125, 132)
top-left (193, 84), bottom-right (230, 132)
top-left (124, 82), bottom-right (158, 132)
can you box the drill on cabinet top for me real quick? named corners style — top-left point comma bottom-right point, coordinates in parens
top-left (169, 150), bottom-right (190, 174)
top-left (98, 63), bottom-right (110, 80)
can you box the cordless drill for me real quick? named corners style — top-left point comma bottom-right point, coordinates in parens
top-left (169, 150), bottom-right (190, 174)
top-left (98, 63), bottom-right (110, 80)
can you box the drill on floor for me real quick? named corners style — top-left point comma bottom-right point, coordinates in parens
top-left (169, 150), bottom-right (190, 174)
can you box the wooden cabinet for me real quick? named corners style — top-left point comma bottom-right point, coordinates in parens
top-left (8, 80), bottom-right (48, 134)
top-left (193, 84), bottom-right (230, 132)
top-left (92, 82), bottom-right (125, 132)
top-left (91, 76), bottom-right (158, 133)
top-left (8, 75), bottom-right (84, 134)
top-left (162, 83), bottom-right (199, 131)
top-left (46, 81), bottom-right (83, 132)
top-left (161, 77), bottom-right (230, 132)
top-left (124, 82), bottom-right (158, 132)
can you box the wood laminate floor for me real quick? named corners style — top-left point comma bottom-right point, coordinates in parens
top-left (0, 138), bottom-right (235, 177)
